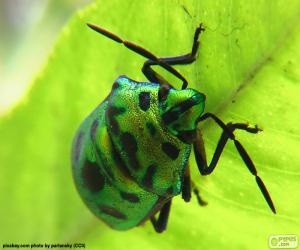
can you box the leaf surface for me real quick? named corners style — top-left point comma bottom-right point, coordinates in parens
top-left (0, 0), bottom-right (299, 249)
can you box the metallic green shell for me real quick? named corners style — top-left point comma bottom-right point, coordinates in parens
top-left (71, 76), bottom-right (191, 230)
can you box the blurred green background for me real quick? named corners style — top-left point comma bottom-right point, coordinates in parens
top-left (0, 0), bottom-right (300, 250)
top-left (0, 0), bottom-right (92, 115)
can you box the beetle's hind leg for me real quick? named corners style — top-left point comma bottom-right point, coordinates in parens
top-left (150, 200), bottom-right (172, 233)
top-left (194, 113), bottom-right (276, 213)
top-left (191, 181), bottom-right (208, 206)
top-left (182, 162), bottom-right (207, 206)
top-left (142, 23), bottom-right (205, 89)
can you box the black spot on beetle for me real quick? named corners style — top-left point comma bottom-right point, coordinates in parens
top-left (81, 160), bottom-right (105, 192)
top-left (106, 105), bottom-right (125, 134)
top-left (99, 205), bottom-right (127, 220)
top-left (120, 132), bottom-right (140, 170)
top-left (162, 142), bottom-right (180, 160)
top-left (162, 110), bottom-right (179, 125)
top-left (139, 92), bottom-right (151, 111)
top-left (120, 191), bottom-right (140, 203)
top-left (111, 139), bottom-right (133, 179)
top-left (90, 120), bottom-right (99, 140)
top-left (128, 156), bottom-right (140, 170)
top-left (142, 164), bottom-right (157, 190)
top-left (93, 145), bottom-right (115, 183)
top-left (121, 132), bottom-right (137, 152)
top-left (162, 97), bottom-right (199, 125)
top-left (146, 122), bottom-right (156, 136)
top-left (177, 130), bottom-right (197, 144)
top-left (74, 132), bottom-right (84, 164)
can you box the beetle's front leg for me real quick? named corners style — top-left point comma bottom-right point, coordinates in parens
top-left (142, 23), bottom-right (205, 89)
top-left (194, 113), bottom-right (276, 213)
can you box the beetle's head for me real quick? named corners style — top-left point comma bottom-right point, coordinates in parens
top-left (158, 84), bottom-right (206, 144)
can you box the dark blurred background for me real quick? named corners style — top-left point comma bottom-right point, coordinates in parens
top-left (0, 0), bottom-right (92, 115)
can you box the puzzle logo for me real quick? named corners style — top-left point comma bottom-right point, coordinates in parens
top-left (269, 235), bottom-right (298, 249)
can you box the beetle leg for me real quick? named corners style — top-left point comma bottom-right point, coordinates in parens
top-left (191, 180), bottom-right (208, 206)
top-left (87, 23), bottom-right (188, 88)
top-left (150, 200), bottom-right (172, 233)
top-left (182, 163), bottom-right (192, 202)
top-left (194, 112), bottom-right (276, 213)
top-left (142, 64), bottom-right (174, 87)
top-left (142, 23), bottom-right (205, 89)
top-left (182, 162), bottom-right (207, 205)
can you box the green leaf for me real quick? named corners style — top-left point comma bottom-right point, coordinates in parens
top-left (0, 0), bottom-right (299, 249)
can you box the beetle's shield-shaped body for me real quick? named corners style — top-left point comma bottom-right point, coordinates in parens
top-left (72, 76), bottom-right (191, 230)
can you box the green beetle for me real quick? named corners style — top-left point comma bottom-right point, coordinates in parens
top-left (71, 23), bottom-right (276, 233)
